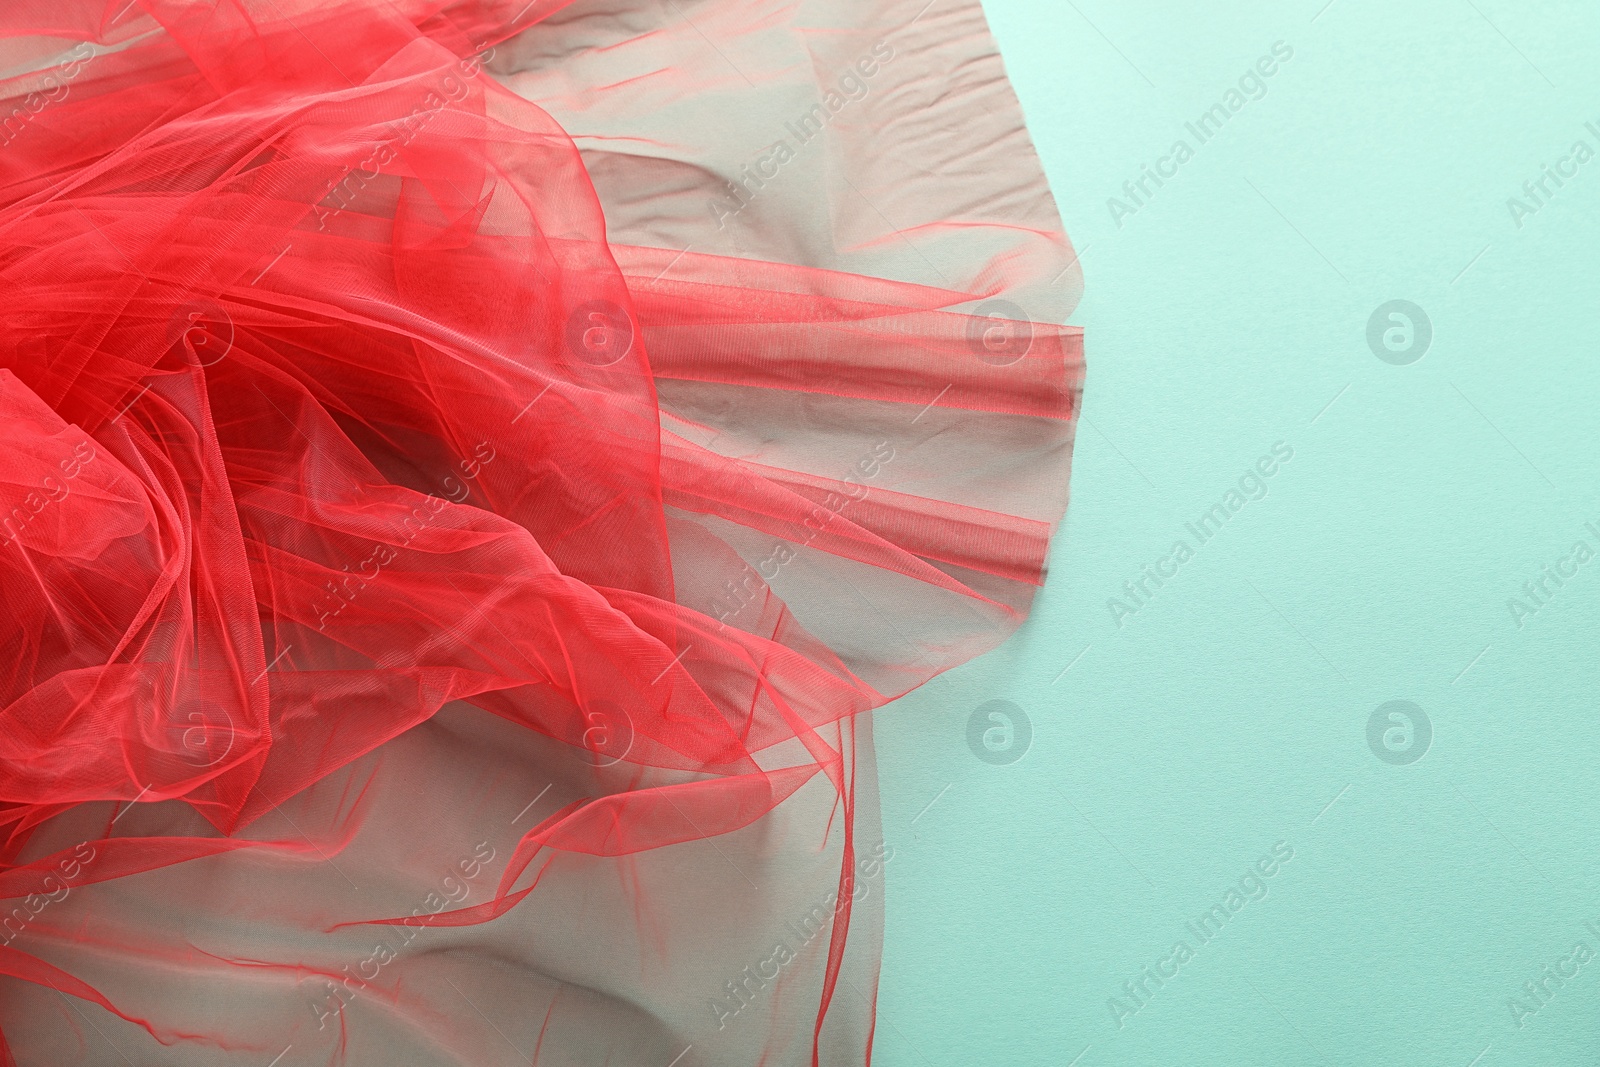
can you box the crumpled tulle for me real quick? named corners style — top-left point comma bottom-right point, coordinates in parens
top-left (0, 1), bottom-right (1081, 1063)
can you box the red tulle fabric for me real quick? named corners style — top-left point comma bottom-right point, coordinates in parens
top-left (0, 1), bottom-right (1081, 1063)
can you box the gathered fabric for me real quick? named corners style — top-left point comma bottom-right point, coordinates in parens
top-left (0, 1), bottom-right (1081, 1063)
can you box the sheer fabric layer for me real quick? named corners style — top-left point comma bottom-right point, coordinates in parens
top-left (0, 1), bottom-right (1080, 1064)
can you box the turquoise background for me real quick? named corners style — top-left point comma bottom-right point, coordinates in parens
top-left (874, 1), bottom-right (1600, 1064)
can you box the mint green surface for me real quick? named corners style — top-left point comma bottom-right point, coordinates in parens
top-left (873, 2), bottom-right (1600, 1064)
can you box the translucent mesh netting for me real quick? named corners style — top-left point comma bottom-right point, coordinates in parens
top-left (0, 1), bottom-right (1081, 1063)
